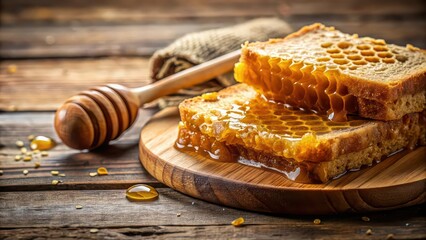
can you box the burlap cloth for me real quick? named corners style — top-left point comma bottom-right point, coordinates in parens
top-left (149, 18), bottom-right (292, 108)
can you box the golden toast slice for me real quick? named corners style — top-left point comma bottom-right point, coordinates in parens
top-left (234, 23), bottom-right (426, 121)
top-left (177, 84), bottom-right (426, 182)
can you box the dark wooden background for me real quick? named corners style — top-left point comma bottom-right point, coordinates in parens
top-left (1, 0), bottom-right (425, 239)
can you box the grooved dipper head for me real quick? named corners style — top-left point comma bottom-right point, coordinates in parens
top-left (54, 84), bottom-right (139, 150)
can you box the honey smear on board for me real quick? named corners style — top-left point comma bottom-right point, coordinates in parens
top-left (126, 184), bottom-right (159, 201)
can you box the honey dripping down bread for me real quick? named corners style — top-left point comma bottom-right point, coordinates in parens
top-left (176, 84), bottom-right (426, 183)
top-left (234, 23), bottom-right (426, 121)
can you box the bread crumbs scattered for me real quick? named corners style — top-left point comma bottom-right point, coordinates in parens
top-left (386, 233), bottom-right (395, 239)
top-left (176, 213), bottom-right (181, 217)
top-left (51, 170), bottom-right (59, 176)
top-left (90, 228), bottom-right (99, 233)
top-left (89, 172), bottom-right (98, 177)
top-left (313, 219), bottom-right (321, 225)
top-left (361, 216), bottom-right (370, 222)
top-left (366, 229), bottom-right (373, 235)
top-left (34, 162), bottom-right (41, 168)
top-left (16, 140), bottom-right (24, 147)
top-left (23, 170), bottom-right (29, 175)
top-left (75, 205), bottom-right (83, 209)
top-left (45, 35), bottom-right (56, 45)
top-left (30, 143), bottom-right (38, 150)
top-left (0, 170), bottom-right (3, 175)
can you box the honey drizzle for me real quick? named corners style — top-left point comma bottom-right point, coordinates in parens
top-left (175, 127), bottom-right (319, 184)
top-left (175, 125), bottom-right (238, 162)
top-left (175, 127), bottom-right (409, 184)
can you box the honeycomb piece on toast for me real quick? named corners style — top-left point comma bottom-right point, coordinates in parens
top-left (234, 23), bottom-right (426, 121)
top-left (177, 84), bottom-right (426, 182)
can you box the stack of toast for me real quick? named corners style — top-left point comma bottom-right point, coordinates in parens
top-left (175, 23), bottom-right (426, 183)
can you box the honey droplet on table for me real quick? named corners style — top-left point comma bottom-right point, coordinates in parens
top-left (30, 136), bottom-right (56, 151)
top-left (231, 217), bottom-right (245, 227)
top-left (97, 167), bottom-right (108, 175)
top-left (126, 184), bottom-right (159, 201)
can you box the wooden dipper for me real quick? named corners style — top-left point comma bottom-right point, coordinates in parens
top-left (54, 50), bottom-right (240, 150)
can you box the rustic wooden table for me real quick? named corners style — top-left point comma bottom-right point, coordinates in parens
top-left (1, 1), bottom-right (425, 239)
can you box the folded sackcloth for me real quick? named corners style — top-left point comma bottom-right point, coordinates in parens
top-left (149, 18), bottom-right (293, 108)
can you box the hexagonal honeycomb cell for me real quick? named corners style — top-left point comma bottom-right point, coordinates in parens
top-left (234, 23), bottom-right (426, 121)
top-left (176, 84), bottom-right (426, 183)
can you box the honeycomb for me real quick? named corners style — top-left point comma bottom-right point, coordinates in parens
top-left (234, 23), bottom-right (426, 121)
top-left (178, 84), bottom-right (368, 163)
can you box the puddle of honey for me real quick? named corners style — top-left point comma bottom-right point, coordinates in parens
top-left (126, 184), bottom-right (159, 201)
top-left (30, 136), bottom-right (56, 150)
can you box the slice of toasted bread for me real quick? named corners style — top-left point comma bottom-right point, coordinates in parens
top-left (234, 23), bottom-right (426, 121)
top-left (177, 84), bottom-right (426, 182)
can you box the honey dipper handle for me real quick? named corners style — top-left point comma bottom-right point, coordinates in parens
top-left (131, 50), bottom-right (240, 105)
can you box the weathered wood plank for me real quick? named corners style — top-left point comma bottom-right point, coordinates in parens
top-left (0, 57), bottom-right (151, 111)
top-left (1, 0), bottom-right (424, 25)
top-left (0, 22), bottom-right (231, 58)
top-left (1, 20), bottom-right (424, 59)
top-left (0, 0), bottom-right (280, 25)
top-left (0, 110), bottom-right (159, 191)
top-left (1, 223), bottom-right (425, 240)
top-left (0, 188), bottom-right (424, 231)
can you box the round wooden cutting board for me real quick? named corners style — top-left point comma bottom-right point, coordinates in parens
top-left (139, 108), bottom-right (426, 215)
